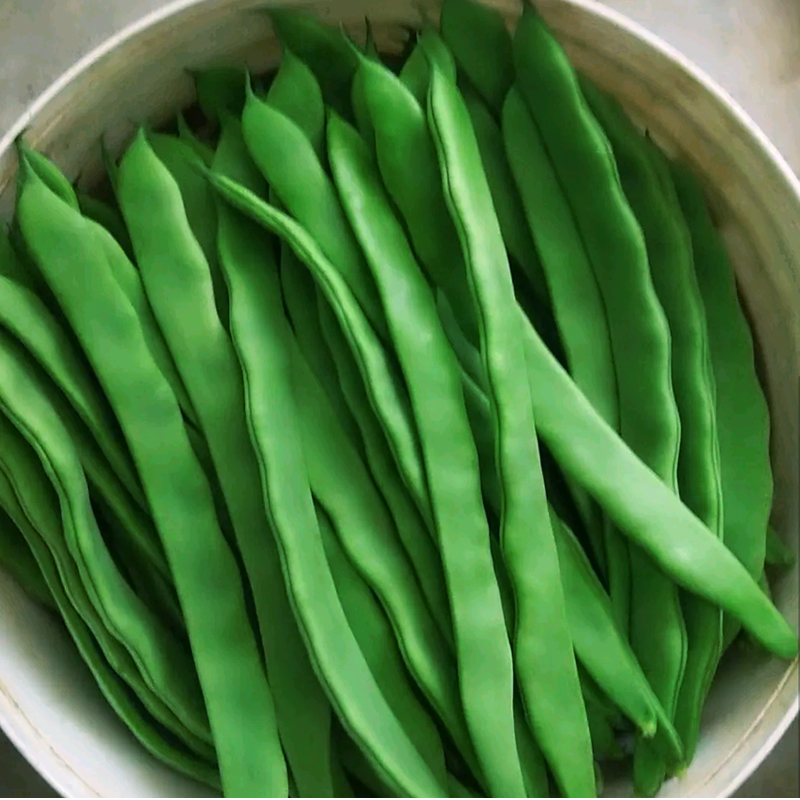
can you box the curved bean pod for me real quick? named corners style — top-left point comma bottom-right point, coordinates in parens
top-left (0, 467), bottom-right (220, 789)
top-left (268, 8), bottom-right (359, 118)
top-left (316, 503), bottom-right (448, 785)
top-left (668, 159), bottom-right (773, 607)
top-left (291, 334), bottom-right (475, 776)
top-left (513, 12), bottom-right (686, 792)
top-left (77, 191), bottom-right (135, 259)
top-left (0, 335), bottom-right (210, 750)
top-left (517, 315), bottom-right (796, 659)
top-left (192, 67), bottom-right (246, 123)
top-left (328, 110), bottom-right (522, 796)
top-left (399, 26), bottom-right (457, 105)
top-left (0, 505), bottom-right (54, 610)
top-left (176, 111), bottom-right (215, 166)
top-left (16, 166), bottom-right (281, 798)
top-left (209, 174), bottom-right (448, 798)
top-left (440, 0), bottom-right (513, 118)
top-left (585, 85), bottom-right (724, 771)
top-left (204, 169), bottom-right (432, 522)
top-left (315, 298), bottom-right (453, 641)
top-left (428, 68), bottom-right (595, 798)
top-left (241, 86), bottom-right (387, 338)
top-left (502, 85), bottom-right (624, 610)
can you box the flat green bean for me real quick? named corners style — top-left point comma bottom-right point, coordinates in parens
top-left (316, 503), bottom-right (448, 785)
top-left (399, 26), bottom-right (457, 105)
top-left (17, 165), bottom-right (280, 798)
top-left (207, 167), bottom-right (448, 798)
top-left (291, 331), bottom-right (476, 777)
top-left (0, 506), bottom-right (54, 610)
top-left (329, 110), bottom-right (520, 796)
top-left (76, 191), bottom-right (135, 259)
top-left (192, 67), bottom-right (246, 122)
top-left (513, 12), bottom-right (687, 793)
top-left (440, 0), bottom-right (513, 118)
top-left (429, 68), bottom-right (595, 798)
top-left (0, 468), bottom-right (220, 789)
top-left (176, 111), bottom-right (216, 166)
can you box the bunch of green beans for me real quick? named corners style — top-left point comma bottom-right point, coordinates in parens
top-left (0, 1), bottom-right (796, 797)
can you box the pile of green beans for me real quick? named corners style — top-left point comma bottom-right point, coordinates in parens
top-left (0, 1), bottom-right (796, 797)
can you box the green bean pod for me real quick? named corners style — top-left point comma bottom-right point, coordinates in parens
top-left (268, 8), bottom-right (359, 118)
top-left (516, 315), bottom-right (796, 660)
top-left (240, 86), bottom-right (387, 338)
top-left (765, 526), bottom-right (795, 569)
top-left (316, 503), bottom-right (448, 785)
top-left (585, 85), bottom-right (724, 774)
top-left (0, 506), bottom-right (54, 610)
top-left (502, 85), bottom-right (625, 618)
top-left (429, 68), bottom-right (595, 798)
top-left (668, 159), bottom-right (773, 633)
top-left (204, 170), bottom-right (432, 524)
top-left (192, 67), bottom-right (247, 123)
top-left (513, 11), bottom-right (687, 792)
top-left (316, 298), bottom-right (453, 641)
top-left (0, 335), bottom-right (211, 751)
top-left (16, 165), bottom-right (281, 798)
top-left (0, 467), bottom-right (220, 789)
top-left (76, 191), bottom-right (135, 258)
top-left (208, 170), bottom-right (448, 798)
top-left (439, 0), bottom-right (513, 118)
top-left (176, 111), bottom-right (216, 166)
top-left (399, 26), bottom-right (457, 105)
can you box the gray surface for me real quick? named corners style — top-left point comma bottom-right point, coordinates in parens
top-left (0, 0), bottom-right (798, 796)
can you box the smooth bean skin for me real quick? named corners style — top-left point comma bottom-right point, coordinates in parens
top-left (0, 506), bottom-right (54, 610)
top-left (208, 170), bottom-right (448, 799)
top-left (15, 140), bottom-right (79, 210)
top-left (315, 503), bottom-right (448, 786)
top-left (266, 51), bottom-right (365, 455)
top-left (0, 275), bottom-right (146, 515)
top-left (668, 160), bottom-right (773, 625)
top-left (513, 12), bottom-right (686, 793)
top-left (77, 191), bottom-right (135, 259)
top-left (16, 167), bottom-right (280, 799)
top-left (316, 298), bottom-right (454, 642)
top-left (240, 87), bottom-right (388, 339)
top-left (214, 123), bottom-right (340, 800)
top-left (0, 334), bottom-right (212, 753)
top-left (399, 26), bottom-right (457, 105)
top-left (518, 316), bottom-right (797, 660)
top-left (147, 133), bottom-right (229, 328)
top-left (356, 54), bottom-right (479, 344)
top-left (586, 86), bottom-right (724, 773)
top-left (0, 468), bottom-right (220, 790)
top-left (268, 8), bottom-right (359, 118)
top-left (502, 85), bottom-right (624, 613)
top-left (329, 112), bottom-right (516, 794)
top-left (439, 0), bottom-right (513, 117)
top-left (428, 68), bottom-right (595, 799)
top-left (204, 170), bottom-right (432, 526)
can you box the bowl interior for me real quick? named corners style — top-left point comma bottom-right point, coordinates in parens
top-left (0, 1), bottom-right (797, 797)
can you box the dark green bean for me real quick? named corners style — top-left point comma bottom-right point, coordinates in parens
top-left (0, 467), bottom-right (220, 790)
top-left (76, 191), bottom-right (135, 259)
top-left (192, 67), bottom-right (246, 122)
top-left (428, 68), bottom-right (595, 798)
top-left (317, 503), bottom-right (448, 785)
top-left (17, 164), bottom-right (281, 798)
top-left (176, 111), bottom-right (215, 166)
top-left (268, 8), bottom-right (359, 118)
top-left (0, 506), bottom-right (54, 610)
top-left (207, 163), bottom-right (448, 798)
top-left (440, 0), bottom-right (513, 118)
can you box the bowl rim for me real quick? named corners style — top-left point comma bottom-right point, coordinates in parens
top-left (0, 1), bottom-right (798, 797)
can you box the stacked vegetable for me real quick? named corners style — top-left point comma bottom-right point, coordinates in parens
top-left (0, 0), bottom-right (796, 797)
